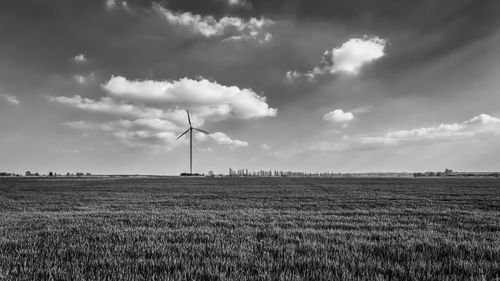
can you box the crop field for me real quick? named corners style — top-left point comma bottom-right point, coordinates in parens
top-left (0, 177), bottom-right (499, 280)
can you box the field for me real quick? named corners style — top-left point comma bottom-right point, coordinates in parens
top-left (0, 177), bottom-right (499, 280)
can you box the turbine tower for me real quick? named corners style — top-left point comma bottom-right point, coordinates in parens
top-left (177, 110), bottom-right (210, 175)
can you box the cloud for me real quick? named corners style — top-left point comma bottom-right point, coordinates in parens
top-left (286, 36), bottom-right (387, 82)
top-left (51, 95), bottom-right (199, 126)
top-left (51, 95), bottom-right (167, 119)
top-left (360, 114), bottom-right (500, 146)
top-left (73, 73), bottom-right (95, 85)
top-left (323, 109), bottom-right (354, 123)
top-left (53, 76), bottom-right (275, 149)
top-left (105, 0), bottom-right (117, 9)
top-left (65, 118), bottom-right (179, 132)
top-left (0, 93), bottom-right (20, 105)
top-left (64, 119), bottom-right (182, 149)
top-left (102, 76), bottom-right (277, 120)
top-left (73, 54), bottom-right (87, 62)
top-left (273, 114), bottom-right (500, 157)
top-left (223, 32), bottom-right (272, 44)
top-left (227, 0), bottom-right (252, 9)
top-left (196, 132), bottom-right (249, 149)
top-left (154, 4), bottom-right (273, 42)
top-left (285, 70), bottom-right (303, 83)
top-left (105, 0), bottom-right (129, 11)
top-left (64, 120), bottom-right (248, 149)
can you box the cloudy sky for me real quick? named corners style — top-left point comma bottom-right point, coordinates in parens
top-left (1, 0), bottom-right (500, 174)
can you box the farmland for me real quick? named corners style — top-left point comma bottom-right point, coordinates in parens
top-left (0, 177), bottom-right (499, 280)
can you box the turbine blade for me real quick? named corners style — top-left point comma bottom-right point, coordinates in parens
top-left (176, 128), bottom-right (190, 139)
top-left (186, 110), bottom-right (192, 126)
top-left (193, 128), bottom-right (210, 134)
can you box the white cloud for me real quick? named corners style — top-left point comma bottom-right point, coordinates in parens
top-left (74, 73), bottom-right (95, 85)
top-left (323, 109), bottom-right (354, 123)
top-left (64, 120), bottom-right (181, 149)
top-left (105, 0), bottom-right (117, 9)
top-left (53, 76), bottom-right (275, 149)
top-left (105, 0), bottom-right (129, 11)
top-left (154, 4), bottom-right (273, 42)
top-left (0, 93), bottom-right (20, 105)
top-left (196, 132), bottom-right (249, 149)
top-left (361, 114), bottom-right (500, 146)
top-left (73, 54), bottom-right (87, 62)
top-left (64, 119), bottom-right (248, 150)
top-left (51, 95), bottom-right (166, 119)
top-left (51, 95), bottom-right (199, 127)
top-left (74, 75), bottom-right (86, 84)
top-left (262, 32), bottom-right (273, 43)
top-left (285, 70), bottom-right (302, 83)
top-left (65, 118), bottom-right (180, 132)
top-left (224, 32), bottom-right (272, 44)
top-left (227, 0), bottom-right (250, 7)
top-left (329, 37), bottom-right (386, 74)
top-left (102, 76), bottom-right (277, 120)
top-left (269, 114), bottom-right (500, 158)
top-left (286, 36), bottom-right (387, 82)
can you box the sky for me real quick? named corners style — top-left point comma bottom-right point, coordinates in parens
top-left (1, 0), bottom-right (500, 175)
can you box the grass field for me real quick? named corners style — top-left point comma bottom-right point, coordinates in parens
top-left (0, 177), bottom-right (499, 280)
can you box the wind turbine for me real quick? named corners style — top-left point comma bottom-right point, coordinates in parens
top-left (177, 110), bottom-right (210, 175)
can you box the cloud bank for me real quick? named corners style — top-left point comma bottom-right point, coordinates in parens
top-left (361, 114), bottom-right (500, 146)
top-left (286, 36), bottom-right (387, 82)
top-left (52, 76), bottom-right (276, 149)
top-left (196, 132), bottom-right (249, 149)
top-left (102, 76), bottom-right (277, 120)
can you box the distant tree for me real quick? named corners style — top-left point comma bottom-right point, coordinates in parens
top-left (86, 172), bottom-right (92, 176)
top-left (208, 170), bottom-right (215, 177)
top-left (49, 172), bottom-right (53, 177)
top-left (66, 172), bottom-right (71, 176)
top-left (34, 172), bottom-right (40, 176)
top-left (25, 171), bottom-right (32, 176)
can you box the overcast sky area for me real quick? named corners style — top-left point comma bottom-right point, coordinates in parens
top-left (1, 0), bottom-right (500, 174)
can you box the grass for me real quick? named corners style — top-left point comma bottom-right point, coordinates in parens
top-left (0, 177), bottom-right (499, 280)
